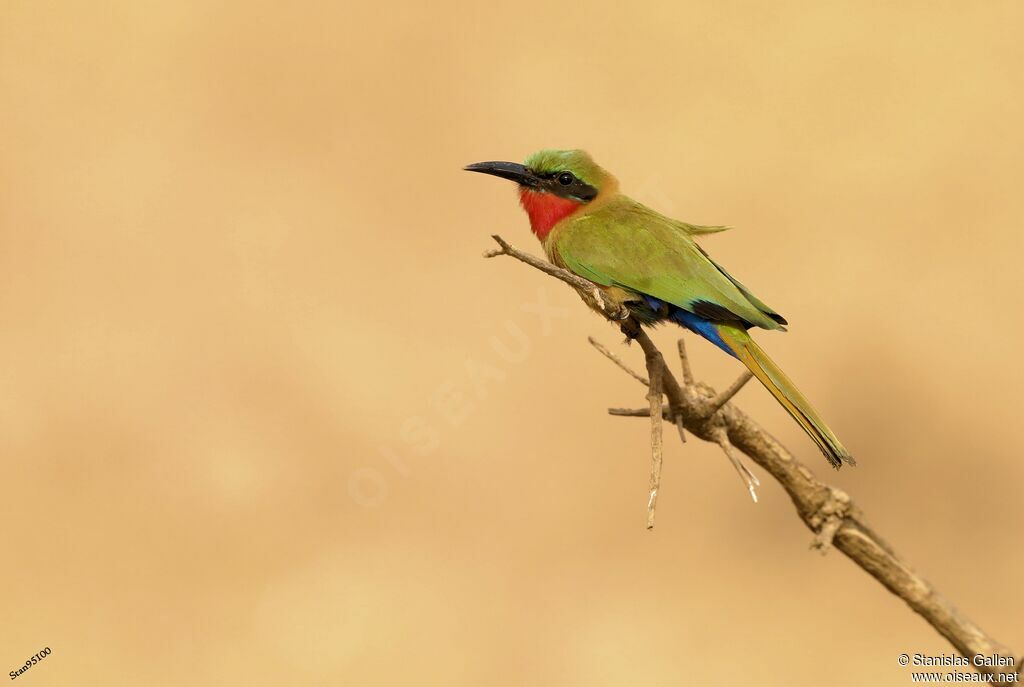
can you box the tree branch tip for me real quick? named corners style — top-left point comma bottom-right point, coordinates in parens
top-left (677, 337), bottom-right (695, 386)
top-left (482, 234), bottom-right (514, 257)
top-left (716, 433), bottom-right (761, 503)
top-left (675, 417), bottom-right (687, 443)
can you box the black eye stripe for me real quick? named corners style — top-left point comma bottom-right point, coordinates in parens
top-left (538, 170), bottom-right (598, 201)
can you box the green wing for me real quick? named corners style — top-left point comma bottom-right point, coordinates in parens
top-left (553, 199), bottom-right (785, 330)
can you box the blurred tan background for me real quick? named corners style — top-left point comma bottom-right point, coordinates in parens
top-left (2, 1), bottom-right (1022, 685)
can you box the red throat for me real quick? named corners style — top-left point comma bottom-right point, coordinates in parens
top-left (518, 189), bottom-right (583, 240)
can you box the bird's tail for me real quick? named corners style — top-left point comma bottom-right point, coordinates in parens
top-left (715, 324), bottom-right (855, 469)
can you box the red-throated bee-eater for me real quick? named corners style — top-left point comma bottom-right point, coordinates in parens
top-left (466, 149), bottom-right (854, 469)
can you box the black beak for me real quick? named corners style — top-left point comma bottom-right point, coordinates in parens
top-left (464, 161), bottom-right (541, 188)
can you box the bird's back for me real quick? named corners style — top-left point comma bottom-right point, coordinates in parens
top-left (546, 195), bottom-right (786, 331)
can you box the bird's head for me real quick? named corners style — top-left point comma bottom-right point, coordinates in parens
top-left (465, 149), bottom-right (616, 240)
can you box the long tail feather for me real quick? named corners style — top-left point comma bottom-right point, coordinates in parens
top-left (714, 324), bottom-right (855, 469)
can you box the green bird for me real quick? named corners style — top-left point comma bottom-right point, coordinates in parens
top-left (466, 149), bottom-right (854, 469)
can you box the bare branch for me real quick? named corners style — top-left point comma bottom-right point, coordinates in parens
top-left (677, 337), bottom-right (694, 386)
top-left (672, 415), bottom-right (687, 443)
top-left (645, 358), bottom-right (665, 529)
top-left (485, 235), bottom-right (630, 320)
top-left (486, 237), bottom-right (1021, 680)
top-left (609, 407), bottom-right (659, 417)
top-left (631, 327), bottom-right (688, 446)
top-left (701, 370), bottom-right (754, 418)
top-left (714, 428), bottom-right (760, 503)
top-left (589, 336), bottom-right (649, 386)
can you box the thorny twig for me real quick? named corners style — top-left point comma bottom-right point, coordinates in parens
top-left (485, 234), bottom-right (1021, 680)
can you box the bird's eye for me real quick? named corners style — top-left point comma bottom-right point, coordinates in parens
top-left (557, 172), bottom-right (575, 186)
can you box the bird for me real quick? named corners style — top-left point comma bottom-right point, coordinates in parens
top-left (465, 149), bottom-right (854, 469)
